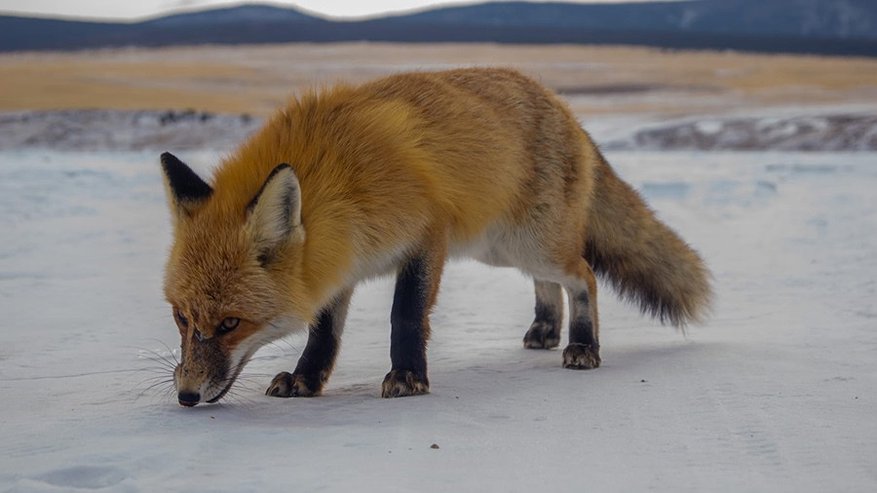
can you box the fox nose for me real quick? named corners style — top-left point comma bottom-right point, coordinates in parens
top-left (178, 391), bottom-right (200, 407)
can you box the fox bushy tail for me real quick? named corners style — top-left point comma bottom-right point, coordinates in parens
top-left (585, 156), bottom-right (712, 327)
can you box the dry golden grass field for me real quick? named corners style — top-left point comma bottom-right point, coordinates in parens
top-left (1, 43), bottom-right (876, 117)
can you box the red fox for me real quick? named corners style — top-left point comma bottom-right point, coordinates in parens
top-left (161, 68), bottom-right (711, 407)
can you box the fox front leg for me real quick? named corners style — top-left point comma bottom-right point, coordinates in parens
top-left (382, 244), bottom-right (446, 398)
top-left (266, 288), bottom-right (353, 397)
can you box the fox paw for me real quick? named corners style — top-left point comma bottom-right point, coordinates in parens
top-left (266, 371), bottom-right (322, 398)
top-left (562, 343), bottom-right (601, 370)
top-left (381, 370), bottom-right (429, 398)
top-left (523, 321), bottom-right (560, 349)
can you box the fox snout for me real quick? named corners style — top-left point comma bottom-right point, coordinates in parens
top-left (174, 360), bottom-right (231, 407)
top-left (173, 338), bottom-right (234, 407)
top-left (174, 363), bottom-right (205, 407)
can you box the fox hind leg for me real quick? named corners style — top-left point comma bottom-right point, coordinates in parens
top-left (523, 280), bottom-right (563, 349)
top-left (562, 260), bottom-right (601, 370)
top-left (266, 288), bottom-right (353, 398)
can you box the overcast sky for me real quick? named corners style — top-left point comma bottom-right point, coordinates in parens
top-left (0, 0), bottom-right (665, 21)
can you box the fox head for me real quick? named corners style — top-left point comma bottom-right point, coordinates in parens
top-left (160, 152), bottom-right (308, 406)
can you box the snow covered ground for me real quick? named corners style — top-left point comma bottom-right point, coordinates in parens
top-left (0, 111), bottom-right (260, 152)
top-left (1, 148), bottom-right (876, 492)
top-left (3, 107), bottom-right (877, 152)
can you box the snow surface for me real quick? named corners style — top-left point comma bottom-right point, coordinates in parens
top-left (1, 149), bottom-right (876, 492)
top-left (592, 105), bottom-right (877, 152)
top-left (0, 111), bottom-right (260, 153)
top-left (4, 107), bottom-right (877, 153)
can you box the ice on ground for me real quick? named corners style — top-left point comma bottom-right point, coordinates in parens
top-left (0, 110), bottom-right (261, 153)
top-left (0, 150), bottom-right (875, 492)
top-left (4, 108), bottom-right (877, 153)
top-left (600, 110), bottom-right (877, 152)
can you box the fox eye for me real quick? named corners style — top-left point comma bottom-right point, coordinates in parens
top-left (217, 317), bottom-right (240, 335)
top-left (174, 309), bottom-right (189, 329)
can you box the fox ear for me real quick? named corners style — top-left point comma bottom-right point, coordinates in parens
top-left (160, 152), bottom-right (212, 218)
top-left (246, 164), bottom-right (303, 260)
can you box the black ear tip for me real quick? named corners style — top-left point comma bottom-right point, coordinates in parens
top-left (160, 152), bottom-right (213, 202)
top-left (161, 152), bottom-right (180, 167)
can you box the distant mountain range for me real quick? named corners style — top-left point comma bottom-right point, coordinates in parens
top-left (2, 0), bottom-right (877, 56)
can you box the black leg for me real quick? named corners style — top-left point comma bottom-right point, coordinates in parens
top-left (266, 288), bottom-right (352, 397)
top-left (562, 264), bottom-right (601, 369)
top-left (523, 280), bottom-right (563, 349)
top-left (382, 252), bottom-right (443, 398)
top-left (569, 290), bottom-right (599, 343)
